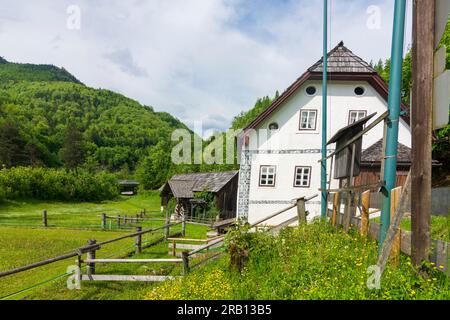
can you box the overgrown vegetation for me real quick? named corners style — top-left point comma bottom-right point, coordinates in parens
top-left (147, 222), bottom-right (449, 300)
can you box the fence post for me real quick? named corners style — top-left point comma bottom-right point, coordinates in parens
top-left (164, 211), bottom-right (170, 240)
top-left (181, 213), bottom-right (186, 237)
top-left (331, 192), bottom-right (340, 227)
top-left (296, 198), bottom-right (307, 225)
top-left (172, 239), bottom-right (177, 256)
top-left (182, 251), bottom-right (190, 275)
top-left (135, 227), bottom-right (142, 254)
top-left (117, 215), bottom-right (121, 229)
top-left (143, 209), bottom-right (146, 217)
top-left (343, 191), bottom-right (353, 232)
top-left (390, 187), bottom-right (402, 267)
top-left (124, 215), bottom-right (128, 225)
top-left (360, 190), bottom-right (371, 238)
top-left (42, 210), bottom-right (48, 227)
top-left (86, 239), bottom-right (97, 276)
top-left (101, 213), bottom-right (106, 229)
top-left (136, 214), bottom-right (139, 223)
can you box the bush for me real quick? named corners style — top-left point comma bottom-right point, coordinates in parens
top-left (0, 167), bottom-right (119, 201)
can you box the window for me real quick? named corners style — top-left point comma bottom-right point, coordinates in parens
top-left (268, 122), bottom-right (279, 130)
top-left (299, 109), bottom-right (317, 130)
top-left (306, 86), bottom-right (317, 96)
top-left (354, 86), bottom-right (365, 96)
top-left (259, 165), bottom-right (276, 187)
top-left (348, 110), bottom-right (367, 124)
top-left (294, 166), bottom-right (311, 188)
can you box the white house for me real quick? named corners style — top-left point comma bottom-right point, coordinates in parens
top-left (236, 41), bottom-right (412, 225)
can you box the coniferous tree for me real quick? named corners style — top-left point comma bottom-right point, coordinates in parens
top-left (60, 122), bottom-right (86, 170)
top-left (0, 121), bottom-right (27, 167)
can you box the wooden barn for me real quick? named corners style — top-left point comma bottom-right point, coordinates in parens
top-left (159, 171), bottom-right (239, 220)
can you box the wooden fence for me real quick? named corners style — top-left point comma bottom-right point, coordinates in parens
top-left (327, 187), bottom-right (449, 275)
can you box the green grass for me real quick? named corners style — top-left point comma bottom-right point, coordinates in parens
top-left (147, 222), bottom-right (450, 300)
top-left (0, 191), bottom-right (162, 229)
top-left (373, 216), bottom-right (449, 242)
top-left (0, 192), bottom-right (208, 300)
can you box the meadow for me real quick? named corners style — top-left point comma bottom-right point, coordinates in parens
top-left (0, 192), bottom-right (207, 300)
top-left (147, 222), bottom-right (450, 300)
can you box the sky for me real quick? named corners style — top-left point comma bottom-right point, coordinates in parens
top-left (0, 0), bottom-right (413, 135)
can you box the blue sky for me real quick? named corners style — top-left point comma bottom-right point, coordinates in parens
top-left (0, 0), bottom-right (412, 134)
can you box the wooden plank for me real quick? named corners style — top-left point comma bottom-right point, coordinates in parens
top-left (411, 0), bottom-right (434, 266)
top-left (296, 198), bottom-right (307, 225)
top-left (360, 190), bottom-right (370, 238)
top-left (168, 243), bottom-right (203, 250)
top-left (389, 187), bottom-right (402, 267)
top-left (331, 192), bottom-right (340, 227)
top-left (81, 275), bottom-right (179, 282)
top-left (83, 259), bottom-right (182, 263)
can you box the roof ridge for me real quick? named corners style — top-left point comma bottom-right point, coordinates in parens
top-left (308, 41), bottom-right (376, 73)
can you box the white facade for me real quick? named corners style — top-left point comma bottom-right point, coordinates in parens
top-left (237, 79), bottom-right (411, 225)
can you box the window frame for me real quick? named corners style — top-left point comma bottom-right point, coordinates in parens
top-left (293, 166), bottom-right (312, 188)
top-left (259, 165), bottom-right (277, 187)
top-left (298, 109), bottom-right (318, 131)
top-left (348, 110), bottom-right (367, 125)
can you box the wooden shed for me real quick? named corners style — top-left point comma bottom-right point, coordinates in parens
top-left (159, 171), bottom-right (239, 220)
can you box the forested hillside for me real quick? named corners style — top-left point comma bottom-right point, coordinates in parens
top-left (0, 57), bottom-right (82, 83)
top-left (0, 59), bottom-right (191, 189)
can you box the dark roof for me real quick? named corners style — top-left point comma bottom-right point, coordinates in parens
top-left (118, 180), bottom-right (139, 186)
top-left (308, 41), bottom-right (376, 73)
top-left (327, 112), bottom-right (376, 145)
top-left (242, 41), bottom-right (410, 132)
top-left (361, 139), bottom-right (411, 164)
top-left (161, 171), bottom-right (239, 198)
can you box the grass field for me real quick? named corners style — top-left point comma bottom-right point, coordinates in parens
top-left (0, 192), bottom-right (208, 300)
top-left (373, 216), bottom-right (449, 242)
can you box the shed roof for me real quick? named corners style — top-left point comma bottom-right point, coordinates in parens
top-left (361, 139), bottom-right (411, 164)
top-left (161, 171), bottom-right (239, 199)
top-left (327, 112), bottom-right (376, 145)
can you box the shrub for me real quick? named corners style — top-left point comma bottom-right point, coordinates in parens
top-left (0, 167), bottom-right (119, 201)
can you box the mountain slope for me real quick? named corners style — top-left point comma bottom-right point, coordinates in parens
top-left (0, 58), bottom-right (190, 187)
top-left (0, 57), bottom-right (82, 84)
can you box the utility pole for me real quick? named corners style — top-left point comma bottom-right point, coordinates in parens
top-left (379, 0), bottom-right (407, 250)
top-left (411, 0), bottom-right (435, 266)
top-left (321, 0), bottom-right (328, 219)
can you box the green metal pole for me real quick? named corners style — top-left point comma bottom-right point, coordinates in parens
top-left (379, 0), bottom-right (407, 251)
top-left (321, 0), bottom-right (328, 219)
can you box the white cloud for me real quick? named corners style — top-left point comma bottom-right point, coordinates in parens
top-left (0, 0), bottom-right (412, 133)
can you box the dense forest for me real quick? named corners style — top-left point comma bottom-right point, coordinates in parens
top-left (0, 58), bottom-right (192, 190)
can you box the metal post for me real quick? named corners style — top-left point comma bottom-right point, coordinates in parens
top-left (321, 0), bottom-right (328, 219)
top-left (379, 0), bottom-right (407, 251)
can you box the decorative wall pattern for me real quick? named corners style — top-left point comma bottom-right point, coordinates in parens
top-left (237, 149), bottom-right (333, 220)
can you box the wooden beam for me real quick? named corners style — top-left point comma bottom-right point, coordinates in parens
top-left (389, 187), bottom-right (402, 267)
top-left (83, 259), bottom-right (182, 263)
top-left (360, 190), bottom-right (371, 238)
top-left (81, 275), bottom-right (179, 282)
top-left (411, 0), bottom-right (434, 266)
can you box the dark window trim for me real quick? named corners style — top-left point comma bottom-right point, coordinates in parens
top-left (259, 165), bottom-right (277, 187)
top-left (348, 110), bottom-right (367, 125)
top-left (354, 86), bottom-right (366, 96)
top-left (298, 109), bottom-right (318, 131)
top-left (305, 86), bottom-right (317, 96)
top-left (293, 166), bottom-right (312, 188)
